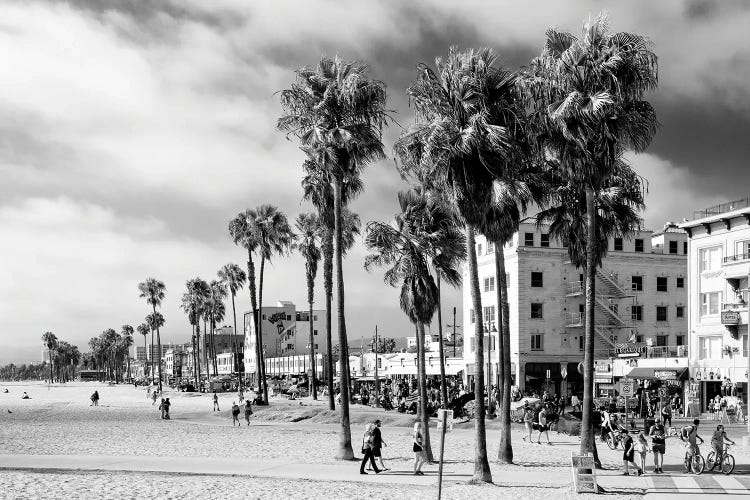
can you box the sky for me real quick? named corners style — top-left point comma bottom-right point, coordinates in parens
top-left (1, 0), bottom-right (749, 364)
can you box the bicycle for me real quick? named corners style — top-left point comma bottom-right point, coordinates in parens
top-left (683, 442), bottom-right (706, 475)
top-left (604, 429), bottom-right (624, 450)
top-left (707, 444), bottom-right (735, 475)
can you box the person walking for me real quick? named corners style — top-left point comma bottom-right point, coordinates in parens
top-left (231, 401), bottom-right (240, 426)
top-left (537, 405), bottom-right (551, 445)
top-left (522, 402), bottom-right (535, 443)
top-left (621, 429), bottom-right (643, 476)
top-left (634, 431), bottom-right (648, 473)
top-left (649, 419), bottom-right (667, 473)
top-left (370, 419), bottom-right (389, 471)
top-left (244, 400), bottom-right (253, 426)
top-left (571, 394), bottom-right (581, 412)
top-left (158, 398), bottom-right (166, 418)
top-left (238, 388), bottom-right (244, 403)
top-left (661, 401), bottom-right (672, 428)
top-left (151, 390), bottom-right (158, 406)
top-left (163, 398), bottom-right (171, 419)
top-left (90, 391), bottom-right (99, 407)
top-left (359, 423), bottom-right (382, 475)
top-left (412, 421), bottom-right (426, 475)
top-left (213, 391), bottom-right (220, 412)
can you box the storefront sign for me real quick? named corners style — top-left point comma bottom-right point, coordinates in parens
top-left (722, 311), bottom-right (741, 325)
top-left (654, 370), bottom-right (677, 380)
top-left (614, 342), bottom-right (646, 357)
top-left (595, 377), bottom-right (612, 383)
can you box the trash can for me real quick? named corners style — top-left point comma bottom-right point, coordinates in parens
top-left (644, 417), bottom-right (655, 433)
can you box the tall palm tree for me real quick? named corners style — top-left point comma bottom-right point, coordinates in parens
top-left (145, 311), bottom-right (165, 388)
top-left (42, 331), bottom-right (57, 382)
top-left (302, 160), bottom-right (363, 410)
top-left (139, 278), bottom-right (167, 391)
top-left (251, 204), bottom-right (294, 403)
top-left (206, 280), bottom-right (228, 376)
top-left (294, 212), bottom-right (321, 400)
top-left (218, 263), bottom-right (247, 384)
top-left (229, 210), bottom-right (264, 398)
top-left (121, 325), bottom-right (134, 381)
top-left (396, 47), bottom-right (525, 482)
top-left (523, 14), bottom-right (658, 463)
top-left (181, 278), bottom-right (209, 386)
top-left (366, 189), bottom-right (465, 462)
top-left (279, 56), bottom-right (389, 460)
top-left (136, 323), bottom-right (150, 381)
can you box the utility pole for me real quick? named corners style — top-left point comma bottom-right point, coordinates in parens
top-left (374, 325), bottom-right (380, 408)
top-left (450, 307), bottom-right (458, 357)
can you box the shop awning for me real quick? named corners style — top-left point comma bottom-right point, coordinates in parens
top-left (624, 367), bottom-right (688, 381)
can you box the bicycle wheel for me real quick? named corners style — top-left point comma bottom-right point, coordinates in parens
top-left (706, 451), bottom-right (716, 471)
top-left (606, 434), bottom-right (616, 450)
top-left (691, 455), bottom-right (705, 475)
top-left (721, 454), bottom-right (735, 475)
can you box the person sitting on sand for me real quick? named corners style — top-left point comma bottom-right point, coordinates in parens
top-left (244, 400), bottom-right (253, 426)
top-left (3, 388), bottom-right (8, 393)
top-left (231, 401), bottom-right (240, 426)
top-left (22, 392), bottom-right (31, 399)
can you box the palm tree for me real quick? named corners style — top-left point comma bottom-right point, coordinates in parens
top-left (136, 323), bottom-right (150, 381)
top-left (42, 331), bottom-right (57, 382)
top-left (145, 311), bottom-right (165, 387)
top-left (366, 189), bottom-right (465, 462)
top-left (229, 210), bottom-right (264, 398)
top-left (217, 263), bottom-right (247, 384)
top-left (396, 47), bottom-right (525, 482)
top-left (121, 325), bottom-right (134, 382)
top-left (139, 278), bottom-right (166, 391)
top-left (302, 160), bottom-right (363, 410)
top-left (279, 56), bottom-right (389, 460)
top-left (294, 212), bottom-right (321, 400)
top-left (522, 14), bottom-right (658, 462)
top-left (206, 280), bottom-right (228, 376)
top-left (251, 204), bottom-right (294, 403)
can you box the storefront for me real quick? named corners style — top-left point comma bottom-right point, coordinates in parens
top-left (523, 362), bottom-right (582, 396)
top-left (694, 366), bottom-right (746, 413)
top-left (623, 367), bottom-right (688, 417)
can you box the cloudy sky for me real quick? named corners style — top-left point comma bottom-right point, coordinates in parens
top-left (1, 0), bottom-right (749, 364)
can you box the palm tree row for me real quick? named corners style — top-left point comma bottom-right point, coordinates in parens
top-left (85, 327), bottom-right (132, 383)
top-left (41, 332), bottom-right (81, 383)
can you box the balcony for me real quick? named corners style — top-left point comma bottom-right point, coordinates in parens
top-left (601, 345), bottom-right (688, 359)
top-left (723, 301), bottom-right (747, 311)
top-left (722, 253), bottom-right (750, 279)
top-left (723, 253), bottom-right (750, 264)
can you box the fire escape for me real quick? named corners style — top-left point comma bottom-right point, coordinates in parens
top-left (565, 268), bottom-right (633, 349)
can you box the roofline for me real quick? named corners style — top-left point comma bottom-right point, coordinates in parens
top-left (679, 206), bottom-right (750, 230)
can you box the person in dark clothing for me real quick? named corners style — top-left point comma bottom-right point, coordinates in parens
top-left (359, 423), bottom-right (382, 475)
top-left (368, 419), bottom-right (389, 471)
top-left (244, 400), bottom-right (253, 426)
top-left (90, 391), bottom-right (99, 406)
top-left (162, 398), bottom-right (171, 419)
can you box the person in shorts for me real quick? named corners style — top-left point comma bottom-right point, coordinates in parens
top-left (621, 429), bottom-right (643, 476)
top-left (537, 405), bottom-right (551, 445)
top-left (681, 418), bottom-right (704, 469)
top-left (244, 400), bottom-right (253, 426)
top-left (649, 420), bottom-right (666, 473)
top-left (213, 391), bottom-right (220, 412)
top-left (231, 401), bottom-right (240, 426)
top-left (661, 402), bottom-right (672, 428)
top-left (711, 424), bottom-right (735, 462)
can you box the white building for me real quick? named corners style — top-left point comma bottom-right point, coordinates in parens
top-left (464, 222), bottom-right (688, 398)
top-left (680, 198), bottom-right (750, 412)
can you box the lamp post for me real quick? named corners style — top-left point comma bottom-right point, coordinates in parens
top-left (448, 307), bottom-right (461, 358)
top-left (374, 325), bottom-right (380, 408)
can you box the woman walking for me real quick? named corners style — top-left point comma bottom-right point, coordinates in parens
top-left (370, 419), bottom-right (389, 471)
top-left (634, 431), bottom-right (648, 473)
top-left (231, 401), bottom-right (240, 426)
top-left (621, 429), bottom-right (643, 476)
top-left (244, 400), bottom-right (253, 426)
top-left (412, 421), bottom-right (426, 475)
top-left (213, 391), bottom-right (220, 412)
top-left (521, 402), bottom-right (535, 442)
top-left (537, 405), bottom-right (551, 445)
top-left (162, 398), bottom-right (171, 419)
top-left (359, 423), bottom-right (382, 475)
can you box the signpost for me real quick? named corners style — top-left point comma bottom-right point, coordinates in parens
top-left (620, 379), bottom-right (635, 426)
top-left (437, 409), bottom-right (450, 500)
top-left (571, 454), bottom-right (598, 493)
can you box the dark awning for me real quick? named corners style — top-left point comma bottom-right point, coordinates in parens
top-left (624, 367), bottom-right (688, 381)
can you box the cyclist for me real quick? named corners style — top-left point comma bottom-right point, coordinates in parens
top-left (711, 424), bottom-right (735, 464)
top-left (681, 418), bottom-right (704, 468)
top-left (601, 411), bottom-right (623, 442)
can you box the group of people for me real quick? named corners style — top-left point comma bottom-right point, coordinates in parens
top-left (359, 419), bottom-right (388, 474)
top-left (520, 401), bottom-right (553, 445)
top-left (230, 400), bottom-right (253, 426)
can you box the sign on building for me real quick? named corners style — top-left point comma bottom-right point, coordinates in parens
top-left (619, 379), bottom-right (636, 397)
top-left (654, 370), bottom-right (677, 380)
top-left (571, 454), bottom-right (598, 493)
top-left (721, 310), bottom-right (741, 325)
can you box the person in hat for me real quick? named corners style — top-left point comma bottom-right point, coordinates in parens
top-left (369, 419), bottom-right (388, 471)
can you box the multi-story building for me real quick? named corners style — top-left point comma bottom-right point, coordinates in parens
top-left (243, 301), bottom-right (326, 377)
top-left (135, 346), bottom-right (148, 362)
top-left (680, 198), bottom-right (750, 412)
top-left (146, 343), bottom-right (178, 362)
top-left (463, 221), bottom-right (688, 398)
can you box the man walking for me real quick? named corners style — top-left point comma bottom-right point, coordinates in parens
top-left (213, 391), bottom-right (220, 412)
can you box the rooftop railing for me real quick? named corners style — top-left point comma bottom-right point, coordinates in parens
top-left (692, 197), bottom-right (750, 221)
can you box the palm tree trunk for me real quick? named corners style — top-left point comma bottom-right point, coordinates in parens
top-left (333, 176), bottom-right (354, 460)
top-left (494, 242), bottom-right (513, 463)
top-left (258, 255), bottom-right (269, 404)
top-left (150, 328), bottom-right (155, 385)
top-left (203, 318), bottom-right (209, 381)
top-left (308, 278), bottom-right (317, 400)
top-left (192, 324), bottom-right (198, 387)
top-left (196, 323), bottom-right (202, 385)
top-left (323, 230), bottom-right (335, 410)
top-left (48, 350), bottom-right (53, 383)
top-left (143, 336), bottom-right (148, 382)
top-left (416, 322), bottom-right (433, 461)
top-left (154, 304), bottom-right (163, 392)
top-left (231, 292), bottom-right (240, 389)
top-left (436, 274), bottom-right (448, 407)
top-left (211, 318), bottom-right (217, 376)
top-left (246, 251), bottom-right (263, 398)
top-left (581, 186), bottom-right (601, 467)
top-left (466, 226), bottom-right (491, 483)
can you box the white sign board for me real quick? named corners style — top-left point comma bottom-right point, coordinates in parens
top-left (571, 454), bottom-right (598, 493)
top-left (436, 409), bottom-right (453, 432)
top-left (620, 379), bottom-right (636, 397)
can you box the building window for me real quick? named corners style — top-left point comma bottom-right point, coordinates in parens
top-left (470, 337), bottom-right (475, 352)
top-left (699, 336), bottom-right (722, 360)
top-left (531, 272), bottom-right (544, 288)
top-left (483, 306), bottom-right (496, 323)
top-left (636, 335), bottom-right (644, 343)
top-left (676, 335), bottom-right (685, 346)
top-left (531, 334), bottom-right (543, 351)
top-left (676, 306), bottom-right (685, 318)
top-left (656, 277), bottom-right (668, 292)
top-left (635, 239), bottom-right (644, 252)
top-left (486, 242), bottom-right (495, 254)
top-left (614, 237), bottom-right (623, 251)
top-left (262, 314), bottom-right (267, 320)
top-left (541, 233), bottom-right (550, 247)
top-left (578, 335), bottom-right (584, 350)
top-left (683, 241), bottom-right (688, 254)
top-left (313, 315), bottom-right (318, 321)
top-left (631, 305), bottom-right (643, 321)
top-left (530, 303), bottom-right (543, 319)
top-left (314, 344), bottom-right (318, 350)
top-left (700, 292), bottom-right (722, 316)
top-left (677, 277), bottom-right (684, 288)
top-left (286, 315), bottom-right (292, 321)
top-left (314, 329), bottom-right (318, 336)
top-left (524, 232), bottom-right (534, 246)
top-left (699, 246), bottom-right (722, 272)
top-left (631, 276), bottom-right (643, 291)
top-left (669, 241), bottom-right (678, 254)
top-left (470, 309), bottom-right (475, 324)
top-left (477, 243), bottom-right (483, 256)
top-left (736, 240), bottom-right (750, 257)
top-left (656, 306), bottom-right (668, 322)
top-left (483, 276), bottom-right (495, 292)
top-left (656, 335), bottom-right (668, 347)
